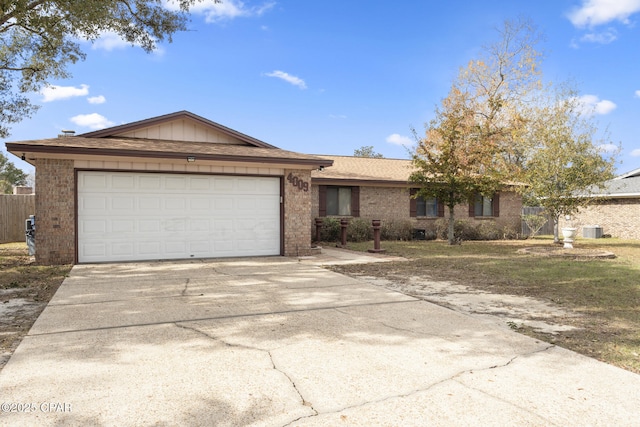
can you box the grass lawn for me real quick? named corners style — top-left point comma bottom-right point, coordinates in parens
top-left (334, 237), bottom-right (640, 374)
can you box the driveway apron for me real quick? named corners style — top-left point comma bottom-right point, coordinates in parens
top-left (1, 250), bottom-right (639, 426)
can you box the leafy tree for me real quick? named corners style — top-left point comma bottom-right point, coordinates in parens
top-left (0, 0), bottom-right (217, 138)
top-left (0, 152), bottom-right (27, 193)
top-left (353, 145), bottom-right (384, 158)
top-left (518, 88), bottom-right (617, 243)
top-left (410, 18), bottom-right (543, 244)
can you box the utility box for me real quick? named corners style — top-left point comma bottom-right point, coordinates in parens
top-left (413, 229), bottom-right (426, 240)
top-left (25, 215), bottom-right (35, 255)
top-left (583, 225), bottom-right (603, 239)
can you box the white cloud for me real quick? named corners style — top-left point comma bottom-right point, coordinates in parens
top-left (41, 84), bottom-right (89, 102)
top-left (166, 0), bottom-right (274, 23)
top-left (386, 133), bottom-right (412, 146)
top-left (568, 0), bottom-right (640, 27)
top-left (265, 70), bottom-right (307, 89)
top-left (70, 113), bottom-right (114, 130)
top-left (576, 94), bottom-right (617, 115)
top-left (91, 31), bottom-right (132, 51)
top-left (598, 143), bottom-right (618, 153)
top-left (87, 95), bottom-right (106, 104)
top-left (631, 149), bottom-right (640, 156)
top-left (81, 30), bottom-right (165, 55)
top-left (329, 114), bottom-right (347, 119)
top-left (579, 28), bottom-right (618, 44)
top-left (635, 90), bottom-right (640, 98)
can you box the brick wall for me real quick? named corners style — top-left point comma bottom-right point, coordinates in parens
top-left (360, 186), bottom-right (409, 220)
top-left (492, 190), bottom-right (523, 233)
top-left (311, 184), bottom-right (523, 236)
top-left (32, 162), bottom-right (317, 263)
top-left (35, 159), bottom-right (75, 265)
top-left (311, 185), bottom-right (410, 220)
top-left (284, 169), bottom-right (314, 256)
top-left (560, 198), bottom-right (640, 240)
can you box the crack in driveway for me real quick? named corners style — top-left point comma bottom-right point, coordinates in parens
top-left (174, 322), bottom-right (319, 424)
top-left (180, 278), bottom-right (190, 296)
top-left (176, 307), bottom-right (557, 427)
top-left (281, 344), bottom-right (557, 426)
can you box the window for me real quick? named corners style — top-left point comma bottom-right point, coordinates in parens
top-left (410, 189), bottom-right (444, 218)
top-left (475, 194), bottom-right (493, 217)
top-left (416, 196), bottom-right (439, 217)
top-left (318, 186), bottom-right (360, 217)
top-left (470, 193), bottom-right (500, 217)
top-left (326, 186), bottom-right (352, 216)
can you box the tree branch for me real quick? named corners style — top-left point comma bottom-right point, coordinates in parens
top-left (0, 0), bottom-right (49, 26)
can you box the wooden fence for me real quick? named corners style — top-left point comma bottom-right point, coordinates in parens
top-left (521, 206), bottom-right (554, 237)
top-left (0, 194), bottom-right (35, 243)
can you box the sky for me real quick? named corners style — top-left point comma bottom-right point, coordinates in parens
top-left (3, 0), bottom-right (640, 176)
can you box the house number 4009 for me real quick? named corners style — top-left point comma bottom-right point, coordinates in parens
top-left (287, 173), bottom-right (309, 192)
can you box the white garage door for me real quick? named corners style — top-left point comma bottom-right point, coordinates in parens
top-left (77, 171), bottom-right (281, 263)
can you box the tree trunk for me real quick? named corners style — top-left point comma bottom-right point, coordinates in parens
top-left (448, 204), bottom-right (456, 245)
top-left (553, 215), bottom-right (560, 244)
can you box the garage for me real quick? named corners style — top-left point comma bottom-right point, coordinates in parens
top-left (6, 111), bottom-right (332, 265)
top-left (77, 171), bottom-right (282, 263)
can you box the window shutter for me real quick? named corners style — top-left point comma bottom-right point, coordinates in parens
top-left (351, 186), bottom-right (360, 217)
top-left (409, 189), bottom-right (417, 217)
top-left (493, 193), bottom-right (500, 217)
top-left (318, 185), bottom-right (327, 217)
top-left (437, 199), bottom-right (445, 217)
top-left (468, 196), bottom-right (475, 218)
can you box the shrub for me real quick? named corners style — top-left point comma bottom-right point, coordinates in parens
top-left (434, 219), bottom-right (448, 240)
top-left (422, 222), bottom-right (439, 240)
top-left (476, 221), bottom-right (501, 240)
top-left (317, 216), bottom-right (520, 243)
top-left (319, 217), bottom-right (341, 242)
top-left (347, 218), bottom-right (373, 242)
top-left (381, 219), bottom-right (414, 241)
top-left (502, 225), bottom-right (521, 240)
top-left (454, 220), bottom-right (479, 241)
top-left (434, 219), bottom-right (481, 241)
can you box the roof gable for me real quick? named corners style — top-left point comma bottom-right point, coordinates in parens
top-left (78, 111), bottom-right (276, 148)
top-left (6, 111), bottom-right (334, 169)
top-left (615, 167), bottom-right (640, 180)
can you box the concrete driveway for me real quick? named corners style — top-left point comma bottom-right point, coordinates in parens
top-left (1, 249), bottom-right (639, 426)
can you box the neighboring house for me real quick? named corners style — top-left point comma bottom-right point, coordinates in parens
top-left (310, 155), bottom-right (522, 235)
top-left (5, 111), bottom-right (332, 264)
top-left (561, 168), bottom-right (640, 240)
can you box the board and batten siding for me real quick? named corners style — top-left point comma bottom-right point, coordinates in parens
top-left (116, 118), bottom-right (242, 144)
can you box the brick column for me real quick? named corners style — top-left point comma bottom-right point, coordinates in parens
top-left (283, 169), bottom-right (313, 256)
top-left (35, 159), bottom-right (75, 265)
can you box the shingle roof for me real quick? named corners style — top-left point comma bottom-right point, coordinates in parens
top-left (309, 155), bottom-right (525, 188)
top-left (7, 136), bottom-right (333, 167)
top-left (615, 167), bottom-right (640, 180)
top-left (597, 173), bottom-right (640, 197)
top-left (311, 155), bottom-right (415, 183)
